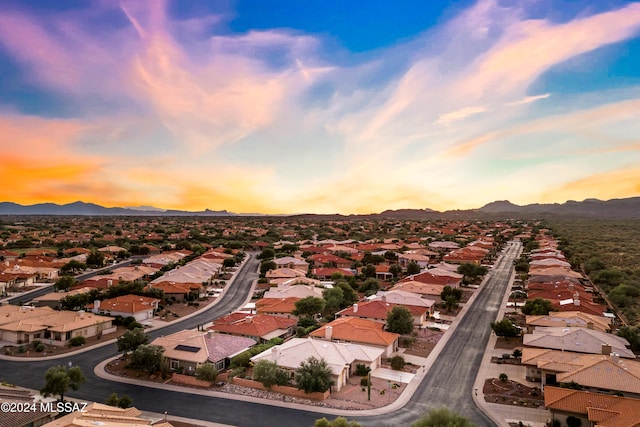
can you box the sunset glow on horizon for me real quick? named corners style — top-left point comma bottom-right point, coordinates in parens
top-left (1, 0), bottom-right (640, 214)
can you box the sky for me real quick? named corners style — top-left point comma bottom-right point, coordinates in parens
top-left (1, 0), bottom-right (640, 215)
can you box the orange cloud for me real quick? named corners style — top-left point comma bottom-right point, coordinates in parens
top-left (540, 168), bottom-right (640, 203)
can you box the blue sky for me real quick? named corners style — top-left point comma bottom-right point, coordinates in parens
top-left (0, 0), bottom-right (639, 213)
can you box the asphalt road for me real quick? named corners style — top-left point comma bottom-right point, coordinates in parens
top-left (0, 245), bottom-right (521, 427)
top-left (6, 259), bottom-right (136, 306)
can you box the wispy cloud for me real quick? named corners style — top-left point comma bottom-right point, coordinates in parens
top-left (0, 0), bottom-right (639, 213)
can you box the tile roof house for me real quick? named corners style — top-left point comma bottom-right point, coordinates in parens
top-left (88, 294), bottom-right (160, 322)
top-left (0, 386), bottom-right (56, 427)
top-left (42, 402), bottom-right (175, 427)
top-left (250, 337), bottom-right (384, 392)
top-left (525, 311), bottom-right (612, 333)
top-left (369, 290), bottom-right (436, 314)
top-left (398, 268), bottom-right (463, 288)
top-left (31, 287), bottom-right (96, 309)
top-left (312, 268), bottom-right (355, 280)
top-left (310, 317), bottom-right (400, 357)
top-left (0, 305), bottom-right (115, 347)
top-left (544, 386), bottom-right (640, 427)
top-left (523, 327), bottom-right (634, 358)
top-left (151, 330), bottom-right (256, 372)
top-left (309, 254), bottom-right (352, 269)
top-left (263, 284), bottom-right (324, 299)
top-left (522, 348), bottom-right (640, 397)
top-left (255, 297), bottom-right (300, 320)
top-left (210, 313), bottom-right (296, 343)
top-left (336, 300), bottom-right (429, 329)
top-left (273, 256), bottom-right (309, 273)
top-left (265, 267), bottom-right (307, 280)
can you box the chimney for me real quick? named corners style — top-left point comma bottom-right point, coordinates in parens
top-left (271, 346), bottom-right (279, 359)
top-left (325, 326), bottom-right (333, 340)
top-left (93, 300), bottom-right (100, 314)
top-left (353, 303), bottom-right (358, 313)
top-left (611, 353), bottom-right (620, 364)
top-left (601, 344), bottom-right (612, 355)
top-left (207, 331), bottom-right (213, 339)
top-left (586, 322), bottom-right (594, 330)
top-left (381, 294), bottom-right (387, 302)
top-left (107, 280), bottom-right (113, 288)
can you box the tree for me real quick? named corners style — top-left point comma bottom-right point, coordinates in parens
top-left (335, 281), bottom-right (358, 306)
top-left (358, 277), bottom-right (379, 295)
top-left (521, 298), bottom-right (556, 315)
top-left (617, 326), bottom-right (640, 352)
top-left (252, 359), bottom-right (289, 389)
top-left (361, 263), bottom-right (376, 278)
top-left (490, 319), bottom-right (520, 337)
top-left (129, 344), bottom-right (164, 374)
top-left (406, 261), bottom-right (421, 275)
top-left (389, 263), bottom-right (402, 278)
top-left (293, 296), bottom-right (326, 320)
top-left (411, 407), bottom-right (474, 427)
top-left (60, 260), bottom-right (86, 275)
top-left (499, 373), bottom-right (508, 382)
top-left (86, 250), bottom-right (105, 268)
top-left (54, 275), bottom-right (77, 291)
top-left (258, 248), bottom-right (275, 260)
top-left (457, 263), bottom-right (488, 284)
top-left (195, 363), bottom-right (219, 384)
top-left (386, 305), bottom-right (414, 334)
top-left (41, 365), bottom-right (85, 402)
top-left (314, 417), bottom-right (362, 427)
top-left (117, 328), bottom-right (149, 354)
top-left (295, 356), bottom-right (334, 393)
top-left (105, 393), bottom-right (133, 408)
top-left (322, 287), bottom-right (345, 317)
top-left (260, 260), bottom-right (277, 276)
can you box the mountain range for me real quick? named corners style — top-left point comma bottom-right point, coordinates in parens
top-left (1, 197), bottom-right (639, 219)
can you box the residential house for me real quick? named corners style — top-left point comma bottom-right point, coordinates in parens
top-left (369, 290), bottom-right (436, 315)
top-left (310, 317), bottom-right (400, 357)
top-left (42, 402), bottom-right (175, 427)
top-left (544, 386), bottom-right (640, 427)
top-left (0, 386), bottom-right (56, 427)
top-left (273, 256), bottom-right (310, 273)
top-left (398, 268), bottom-right (463, 288)
top-left (309, 253), bottom-right (352, 269)
top-left (31, 287), bottom-right (95, 309)
top-left (250, 337), bottom-right (384, 392)
top-left (263, 284), bottom-right (324, 299)
top-left (88, 294), bottom-right (160, 322)
top-left (312, 268), bottom-right (355, 280)
top-left (0, 305), bottom-right (115, 347)
top-left (148, 281), bottom-right (202, 302)
top-left (265, 268), bottom-right (307, 281)
top-left (523, 326), bottom-right (634, 358)
top-left (255, 297), bottom-right (300, 320)
top-left (150, 330), bottom-right (256, 372)
top-left (525, 311), bottom-right (611, 333)
top-left (336, 301), bottom-right (429, 329)
top-left (522, 348), bottom-right (640, 396)
top-left (398, 253), bottom-right (432, 269)
top-left (210, 313), bottom-right (296, 343)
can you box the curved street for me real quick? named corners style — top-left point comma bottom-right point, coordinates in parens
top-left (0, 244), bottom-right (521, 427)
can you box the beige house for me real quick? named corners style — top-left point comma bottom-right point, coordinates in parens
top-left (522, 348), bottom-right (640, 397)
top-left (151, 330), bottom-right (256, 372)
top-left (310, 317), bottom-right (400, 358)
top-left (525, 311), bottom-right (612, 333)
top-left (42, 402), bottom-right (174, 427)
top-left (250, 337), bottom-right (384, 392)
top-left (89, 294), bottom-right (160, 322)
top-left (0, 305), bottom-right (115, 347)
top-left (523, 326), bottom-right (634, 358)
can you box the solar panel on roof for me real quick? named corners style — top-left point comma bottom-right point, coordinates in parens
top-left (175, 344), bottom-right (200, 352)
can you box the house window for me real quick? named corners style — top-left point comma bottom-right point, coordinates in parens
top-left (170, 360), bottom-right (179, 370)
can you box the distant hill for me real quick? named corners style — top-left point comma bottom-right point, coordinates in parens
top-left (1, 197), bottom-right (639, 219)
top-left (0, 202), bottom-right (234, 217)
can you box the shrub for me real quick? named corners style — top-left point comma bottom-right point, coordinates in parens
top-left (70, 336), bottom-right (86, 347)
top-left (355, 364), bottom-right (371, 377)
top-left (499, 373), bottom-right (508, 382)
top-left (31, 340), bottom-right (42, 349)
top-left (35, 343), bottom-right (45, 352)
top-left (360, 377), bottom-right (369, 387)
top-left (390, 356), bottom-right (405, 370)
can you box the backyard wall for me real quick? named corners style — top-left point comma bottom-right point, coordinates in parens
top-left (231, 377), bottom-right (329, 400)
